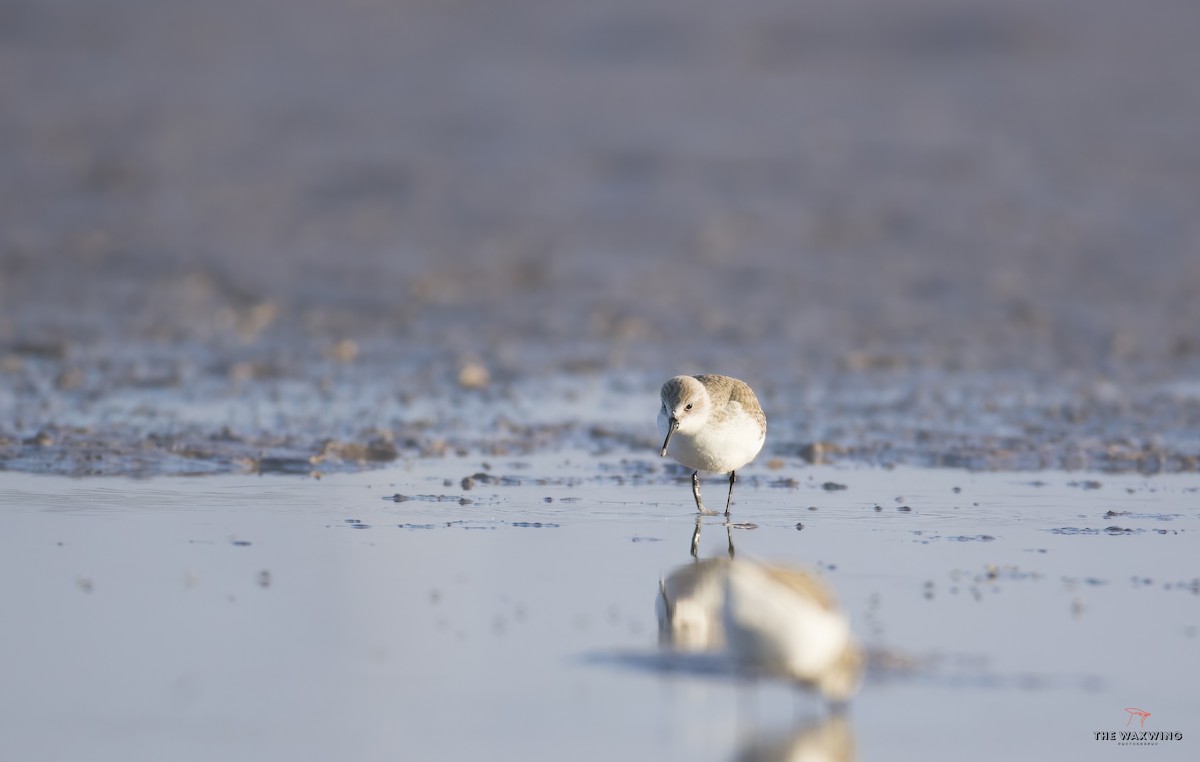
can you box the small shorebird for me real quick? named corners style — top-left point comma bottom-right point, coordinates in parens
top-left (658, 374), bottom-right (766, 516)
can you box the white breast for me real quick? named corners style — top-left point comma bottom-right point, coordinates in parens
top-left (659, 402), bottom-right (765, 473)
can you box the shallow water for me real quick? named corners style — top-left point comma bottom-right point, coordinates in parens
top-left (2, 459), bottom-right (1196, 761)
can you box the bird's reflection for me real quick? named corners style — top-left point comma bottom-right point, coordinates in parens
top-left (690, 515), bottom-right (736, 559)
top-left (657, 558), bottom-right (864, 705)
top-left (657, 557), bottom-right (730, 651)
top-left (733, 714), bottom-right (855, 762)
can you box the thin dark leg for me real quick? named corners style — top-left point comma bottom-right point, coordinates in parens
top-left (725, 519), bottom-right (735, 559)
top-left (691, 471), bottom-right (716, 515)
top-left (724, 471), bottom-right (737, 516)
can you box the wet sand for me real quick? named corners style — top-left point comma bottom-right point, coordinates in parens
top-left (2, 0), bottom-right (1200, 477)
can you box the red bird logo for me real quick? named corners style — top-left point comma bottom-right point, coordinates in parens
top-left (1124, 708), bottom-right (1151, 728)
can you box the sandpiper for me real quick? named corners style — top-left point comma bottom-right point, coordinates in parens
top-left (658, 374), bottom-right (766, 515)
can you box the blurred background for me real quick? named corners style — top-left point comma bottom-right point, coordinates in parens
top-left (5, 7), bottom-right (1199, 759)
top-left (2, 0), bottom-right (1199, 474)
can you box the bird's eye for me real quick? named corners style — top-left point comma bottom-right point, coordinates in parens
top-left (685, 403), bottom-right (693, 411)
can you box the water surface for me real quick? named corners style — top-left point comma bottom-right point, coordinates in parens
top-left (2, 460), bottom-right (1195, 760)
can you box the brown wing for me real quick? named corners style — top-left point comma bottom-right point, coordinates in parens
top-left (694, 374), bottom-right (766, 435)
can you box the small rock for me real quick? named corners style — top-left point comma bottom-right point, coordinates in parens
top-left (328, 338), bottom-right (359, 363)
top-left (800, 441), bottom-right (840, 464)
top-left (55, 368), bottom-right (84, 390)
top-left (458, 360), bottom-right (490, 389)
top-left (0, 354), bottom-right (24, 373)
top-left (366, 437), bottom-right (399, 462)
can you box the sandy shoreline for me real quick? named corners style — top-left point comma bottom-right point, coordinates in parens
top-left (3, 0), bottom-right (1199, 477)
top-left (3, 363), bottom-right (1198, 476)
